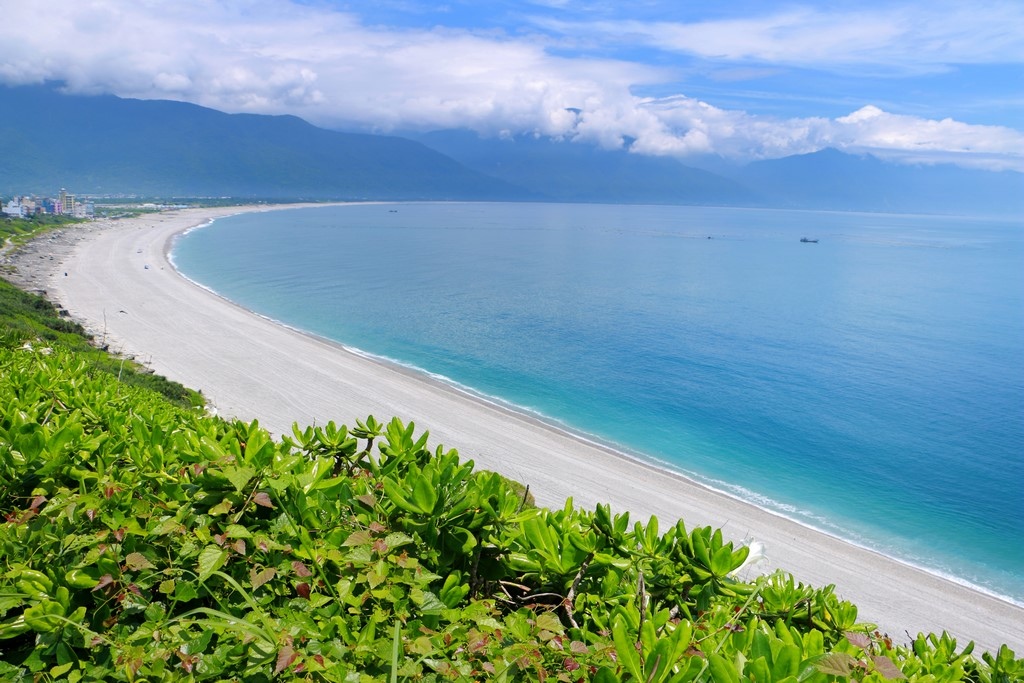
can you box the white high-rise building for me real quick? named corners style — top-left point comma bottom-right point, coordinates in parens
top-left (2, 197), bottom-right (26, 217)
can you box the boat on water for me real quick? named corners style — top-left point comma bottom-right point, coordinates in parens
top-left (800, 237), bottom-right (819, 243)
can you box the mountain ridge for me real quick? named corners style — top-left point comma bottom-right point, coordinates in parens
top-left (414, 130), bottom-right (1022, 216)
top-left (0, 85), bottom-right (530, 200)
top-left (411, 129), bottom-right (760, 206)
top-left (1, 84), bottom-right (1020, 216)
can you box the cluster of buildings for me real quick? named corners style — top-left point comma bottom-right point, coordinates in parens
top-left (2, 189), bottom-right (94, 219)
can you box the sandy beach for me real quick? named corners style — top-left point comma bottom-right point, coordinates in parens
top-left (5, 204), bottom-right (1022, 654)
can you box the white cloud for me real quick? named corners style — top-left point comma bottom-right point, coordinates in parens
top-left (535, 2), bottom-right (1024, 73)
top-left (629, 99), bottom-right (1024, 170)
top-left (0, 0), bottom-right (1020, 170)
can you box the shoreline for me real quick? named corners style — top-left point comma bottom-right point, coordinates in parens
top-left (5, 204), bottom-right (1023, 653)
top-left (138, 265), bottom-right (1024, 612)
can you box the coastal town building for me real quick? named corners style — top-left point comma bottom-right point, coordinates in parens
top-left (58, 188), bottom-right (75, 215)
top-left (1, 196), bottom-right (27, 217)
top-left (2, 189), bottom-right (92, 218)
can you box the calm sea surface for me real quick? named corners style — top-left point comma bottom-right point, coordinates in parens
top-left (173, 202), bottom-right (1024, 602)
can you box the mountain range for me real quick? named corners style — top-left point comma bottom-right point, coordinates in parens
top-left (1, 84), bottom-right (1020, 215)
top-left (0, 85), bottom-right (523, 201)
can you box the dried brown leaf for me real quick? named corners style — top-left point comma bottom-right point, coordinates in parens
top-left (275, 646), bottom-right (297, 675)
top-left (817, 653), bottom-right (858, 677)
top-left (253, 491), bottom-right (275, 508)
top-left (872, 655), bottom-right (907, 680)
top-left (250, 567), bottom-right (276, 590)
top-left (124, 552), bottom-right (155, 571)
top-left (846, 631), bottom-right (872, 649)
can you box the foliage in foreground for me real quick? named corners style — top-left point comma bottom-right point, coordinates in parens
top-left (1, 344), bottom-right (1021, 682)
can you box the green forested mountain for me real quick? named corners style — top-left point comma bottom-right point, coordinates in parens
top-left (2, 84), bottom-right (1020, 214)
top-left (413, 130), bottom-right (758, 206)
top-left (0, 85), bottom-right (529, 200)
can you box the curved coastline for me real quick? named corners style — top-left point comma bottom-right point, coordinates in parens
top-left (12, 203), bottom-right (1024, 653)
top-left (168, 224), bottom-right (870, 565)
top-left (171, 207), bottom-right (1024, 610)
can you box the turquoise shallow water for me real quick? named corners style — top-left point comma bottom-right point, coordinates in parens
top-left (173, 202), bottom-right (1024, 602)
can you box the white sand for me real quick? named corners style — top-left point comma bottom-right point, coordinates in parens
top-left (12, 205), bottom-right (1023, 654)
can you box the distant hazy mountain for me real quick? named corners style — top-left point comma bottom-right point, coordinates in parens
top-left (413, 130), bottom-right (758, 206)
top-left (725, 148), bottom-right (1023, 216)
top-left (414, 132), bottom-right (1021, 216)
top-left (2, 85), bottom-right (1019, 214)
top-left (0, 85), bottom-right (528, 200)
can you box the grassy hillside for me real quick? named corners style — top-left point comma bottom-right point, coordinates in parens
top-left (0, 276), bottom-right (201, 408)
top-left (1, 274), bottom-right (1021, 680)
top-left (1, 214), bottom-right (84, 252)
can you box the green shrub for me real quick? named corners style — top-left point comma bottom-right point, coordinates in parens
top-left (0, 338), bottom-right (1019, 680)
top-left (0, 277), bottom-right (202, 408)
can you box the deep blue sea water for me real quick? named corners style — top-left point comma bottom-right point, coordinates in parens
top-left (172, 202), bottom-right (1024, 603)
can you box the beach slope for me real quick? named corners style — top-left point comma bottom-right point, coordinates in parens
top-left (9, 205), bottom-right (1022, 653)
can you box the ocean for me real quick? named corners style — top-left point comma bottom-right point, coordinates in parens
top-left (172, 202), bottom-right (1024, 603)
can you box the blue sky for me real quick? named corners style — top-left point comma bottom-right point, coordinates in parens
top-left (1, 0), bottom-right (1021, 169)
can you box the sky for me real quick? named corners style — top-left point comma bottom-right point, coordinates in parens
top-left (1, 0), bottom-right (1022, 170)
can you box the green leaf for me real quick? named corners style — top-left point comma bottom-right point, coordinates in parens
top-left (208, 499), bottom-right (233, 516)
top-left (225, 524), bottom-right (252, 538)
top-left (50, 662), bottom-right (74, 678)
top-left (612, 616), bottom-right (643, 681)
top-left (197, 545), bottom-right (229, 583)
top-left (174, 581), bottom-right (198, 602)
top-left (225, 465), bottom-right (256, 494)
top-left (391, 621), bottom-right (401, 683)
top-left (24, 600), bottom-right (64, 633)
top-left (708, 653), bottom-right (741, 683)
top-left (382, 479), bottom-right (422, 514)
top-left (411, 477), bottom-right (438, 514)
top-left (712, 543), bottom-right (746, 577)
top-left (384, 532), bottom-right (414, 549)
top-left (773, 644), bottom-right (801, 679)
top-left (250, 567), bottom-right (277, 590)
top-left (411, 588), bottom-right (446, 615)
top-left (536, 612), bottom-right (564, 634)
top-left (152, 517), bottom-right (185, 535)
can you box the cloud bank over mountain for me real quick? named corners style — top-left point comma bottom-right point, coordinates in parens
top-left (1, 0), bottom-right (1020, 170)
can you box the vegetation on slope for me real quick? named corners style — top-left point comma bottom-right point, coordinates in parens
top-left (1, 215), bottom-right (84, 251)
top-left (1, 342), bottom-right (1022, 680)
top-left (0, 276), bottom-right (202, 408)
